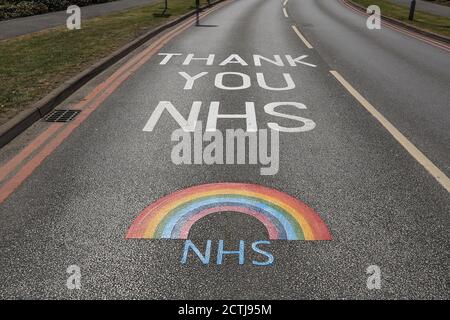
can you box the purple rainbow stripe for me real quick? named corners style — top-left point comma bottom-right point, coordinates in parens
top-left (126, 183), bottom-right (332, 240)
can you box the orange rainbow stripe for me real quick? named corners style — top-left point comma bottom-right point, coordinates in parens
top-left (126, 183), bottom-right (332, 240)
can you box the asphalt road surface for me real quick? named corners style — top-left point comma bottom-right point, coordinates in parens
top-left (0, 0), bottom-right (449, 299)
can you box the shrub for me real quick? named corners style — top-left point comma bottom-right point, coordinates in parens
top-left (1, 2), bottom-right (49, 20)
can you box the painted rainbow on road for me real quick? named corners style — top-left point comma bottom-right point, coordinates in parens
top-left (126, 183), bottom-right (331, 240)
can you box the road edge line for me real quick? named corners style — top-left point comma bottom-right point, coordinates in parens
top-left (0, 1), bottom-right (229, 203)
top-left (0, 0), bottom-right (229, 149)
top-left (0, 24), bottom-right (183, 183)
top-left (330, 70), bottom-right (450, 194)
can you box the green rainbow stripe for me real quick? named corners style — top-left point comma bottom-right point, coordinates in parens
top-left (126, 183), bottom-right (331, 240)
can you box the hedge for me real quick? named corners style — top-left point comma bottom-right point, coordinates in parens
top-left (0, 1), bottom-right (118, 20)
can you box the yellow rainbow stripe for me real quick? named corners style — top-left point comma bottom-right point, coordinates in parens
top-left (127, 183), bottom-right (332, 240)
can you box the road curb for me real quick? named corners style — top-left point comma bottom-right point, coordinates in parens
top-left (343, 0), bottom-right (450, 45)
top-left (0, 0), bottom-right (226, 148)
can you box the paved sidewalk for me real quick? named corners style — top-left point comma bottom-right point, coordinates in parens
top-left (0, 0), bottom-right (159, 41)
top-left (388, 0), bottom-right (450, 17)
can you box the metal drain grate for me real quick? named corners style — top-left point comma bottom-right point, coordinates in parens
top-left (44, 109), bottom-right (81, 122)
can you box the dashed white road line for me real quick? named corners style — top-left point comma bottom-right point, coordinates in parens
top-left (291, 25), bottom-right (313, 49)
top-left (283, 0), bottom-right (289, 6)
top-left (330, 70), bottom-right (450, 193)
top-left (283, 7), bottom-right (289, 18)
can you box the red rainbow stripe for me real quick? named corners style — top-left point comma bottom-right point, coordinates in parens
top-left (126, 183), bottom-right (332, 240)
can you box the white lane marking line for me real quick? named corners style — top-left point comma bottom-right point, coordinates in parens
top-left (292, 25), bottom-right (313, 49)
top-left (283, 7), bottom-right (289, 18)
top-left (330, 70), bottom-right (450, 193)
top-left (283, 0), bottom-right (289, 6)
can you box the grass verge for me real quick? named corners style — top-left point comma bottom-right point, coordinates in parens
top-left (0, 0), bottom-right (209, 125)
top-left (349, 0), bottom-right (450, 37)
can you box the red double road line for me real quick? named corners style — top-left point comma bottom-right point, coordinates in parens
top-left (339, 0), bottom-right (450, 52)
top-left (0, 2), bottom-right (230, 204)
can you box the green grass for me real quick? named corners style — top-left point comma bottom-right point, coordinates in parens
top-left (350, 0), bottom-right (450, 37)
top-left (0, 0), bottom-right (209, 124)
